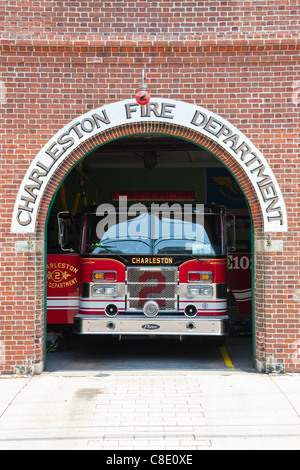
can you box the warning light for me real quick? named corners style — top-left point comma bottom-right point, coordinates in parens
top-left (92, 271), bottom-right (117, 282)
top-left (135, 69), bottom-right (150, 105)
top-left (136, 89), bottom-right (150, 105)
top-left (188, 272), bottom-right (213, 283)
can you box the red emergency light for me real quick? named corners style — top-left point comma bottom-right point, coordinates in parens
top-left (111, 191), bottom-right (196, 201)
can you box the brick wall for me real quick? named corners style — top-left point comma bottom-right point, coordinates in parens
top-left (0, 1), bottom-right (299, 373)
top-left (1, 1), bottom-right (299, 39)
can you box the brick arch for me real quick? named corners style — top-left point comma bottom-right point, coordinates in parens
top-left (37, 120), bottom-right (263, 233)
top-left (12, 99), bottom-right (287, 235)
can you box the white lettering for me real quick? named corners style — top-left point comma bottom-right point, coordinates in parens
top-left (11, 99), bottom-right (287, 233)
top-left (106, 454), bottom-right (141, 467)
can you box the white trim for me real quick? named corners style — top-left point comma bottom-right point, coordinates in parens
top-left (179, 300), bottom-right (227, 309)
top-left (80, 299), bottom-right (125, 310)
top-left (47, 298), bottom-right (79, 308)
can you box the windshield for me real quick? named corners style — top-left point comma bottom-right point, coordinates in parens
top-left (81, 208), bottom-right (225, 256)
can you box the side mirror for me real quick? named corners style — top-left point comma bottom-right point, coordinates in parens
top-left (57, 211), bottom-right (73, 252)
top-left (226, 214), bottom-right (236, 252)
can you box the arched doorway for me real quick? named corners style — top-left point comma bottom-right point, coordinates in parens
top-left (11, 99), bottom-right (287, 373)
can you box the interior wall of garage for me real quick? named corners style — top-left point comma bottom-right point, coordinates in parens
top-left (1, 1), bottom-right (299, 374)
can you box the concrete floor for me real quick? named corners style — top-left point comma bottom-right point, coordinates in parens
top-left (1, 331), bottom-right (300, 451)
top-left (1, 362), bottom-right (300, 450)
top-left (45, 334), bottom-right (254, 373)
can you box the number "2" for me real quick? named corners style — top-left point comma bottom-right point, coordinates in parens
top-left (138, 92), bottom-right (147, 102)
top-left (138, 272), bottom-right (166, 308)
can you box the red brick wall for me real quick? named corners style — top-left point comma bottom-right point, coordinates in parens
top-left (0, 1), bottom-right (299, 373)
top-left (1, 1), bottom-right (299, 39)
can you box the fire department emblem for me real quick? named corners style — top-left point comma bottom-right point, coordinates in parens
top-left (47, 259), bottom-right (79, 291)
top-left (47, 269), bottom-right (71, 283)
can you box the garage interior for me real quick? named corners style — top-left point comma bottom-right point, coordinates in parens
top-left (46, 134), bottom-right (253, 372)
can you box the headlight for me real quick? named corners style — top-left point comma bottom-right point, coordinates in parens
top-left (188, 286), bottom-right (201, 296)
top-left (92, 284), bottom-right (118, 297)
top-left (200, 286), bottom-right (213, 296)
top-left (187, 285), bottom-right (212, 297)
top-left (104, 286), bottom-right (117, 296)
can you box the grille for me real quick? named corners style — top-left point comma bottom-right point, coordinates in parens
top-left (127, 267), bottom-right (178, 311)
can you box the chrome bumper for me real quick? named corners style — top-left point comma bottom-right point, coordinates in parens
top-left (74, 315), bottom-right (230, 336)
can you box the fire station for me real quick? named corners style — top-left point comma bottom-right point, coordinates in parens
top-left (1, 1), bottom-right (299, 375)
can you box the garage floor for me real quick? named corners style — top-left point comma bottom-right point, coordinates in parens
top-left (45, 334), bottom-right (253, 373)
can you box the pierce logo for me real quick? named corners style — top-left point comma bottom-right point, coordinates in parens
top-left (141, 324), bottom-right (160, 330)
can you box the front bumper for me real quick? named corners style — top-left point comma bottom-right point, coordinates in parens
top-left (74, 314), bottom-right (230, 336)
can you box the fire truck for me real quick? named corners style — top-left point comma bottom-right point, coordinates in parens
top-left (47, 191), bottom-right (234, 344)
top-left (227, 213), bottom-right (252, 317)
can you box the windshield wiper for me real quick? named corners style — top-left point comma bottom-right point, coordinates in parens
top-left (100, 238), bottom-right (151, 247)
top-left (189, 254), bottom-right (204, 264)
top-left (95, 245), bottom-right (128, 264)
top-left (98, 245), bottom-right (121, 253)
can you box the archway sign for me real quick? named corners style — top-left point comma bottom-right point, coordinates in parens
top-left (11, 98), bottom-right (287, 234)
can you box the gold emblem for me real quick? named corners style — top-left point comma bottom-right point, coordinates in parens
top-left (47, 269), bottom-right (71, 283)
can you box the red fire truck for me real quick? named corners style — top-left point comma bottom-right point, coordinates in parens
top-left (227, 213), bottom-right (252, 317)
top-left (47, 214), bottom-right (80, 325)
top-left (47, 192), bottom-right (232, 343)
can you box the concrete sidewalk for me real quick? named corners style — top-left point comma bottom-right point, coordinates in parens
top-left (0, 370), bottom-right (299, 450)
